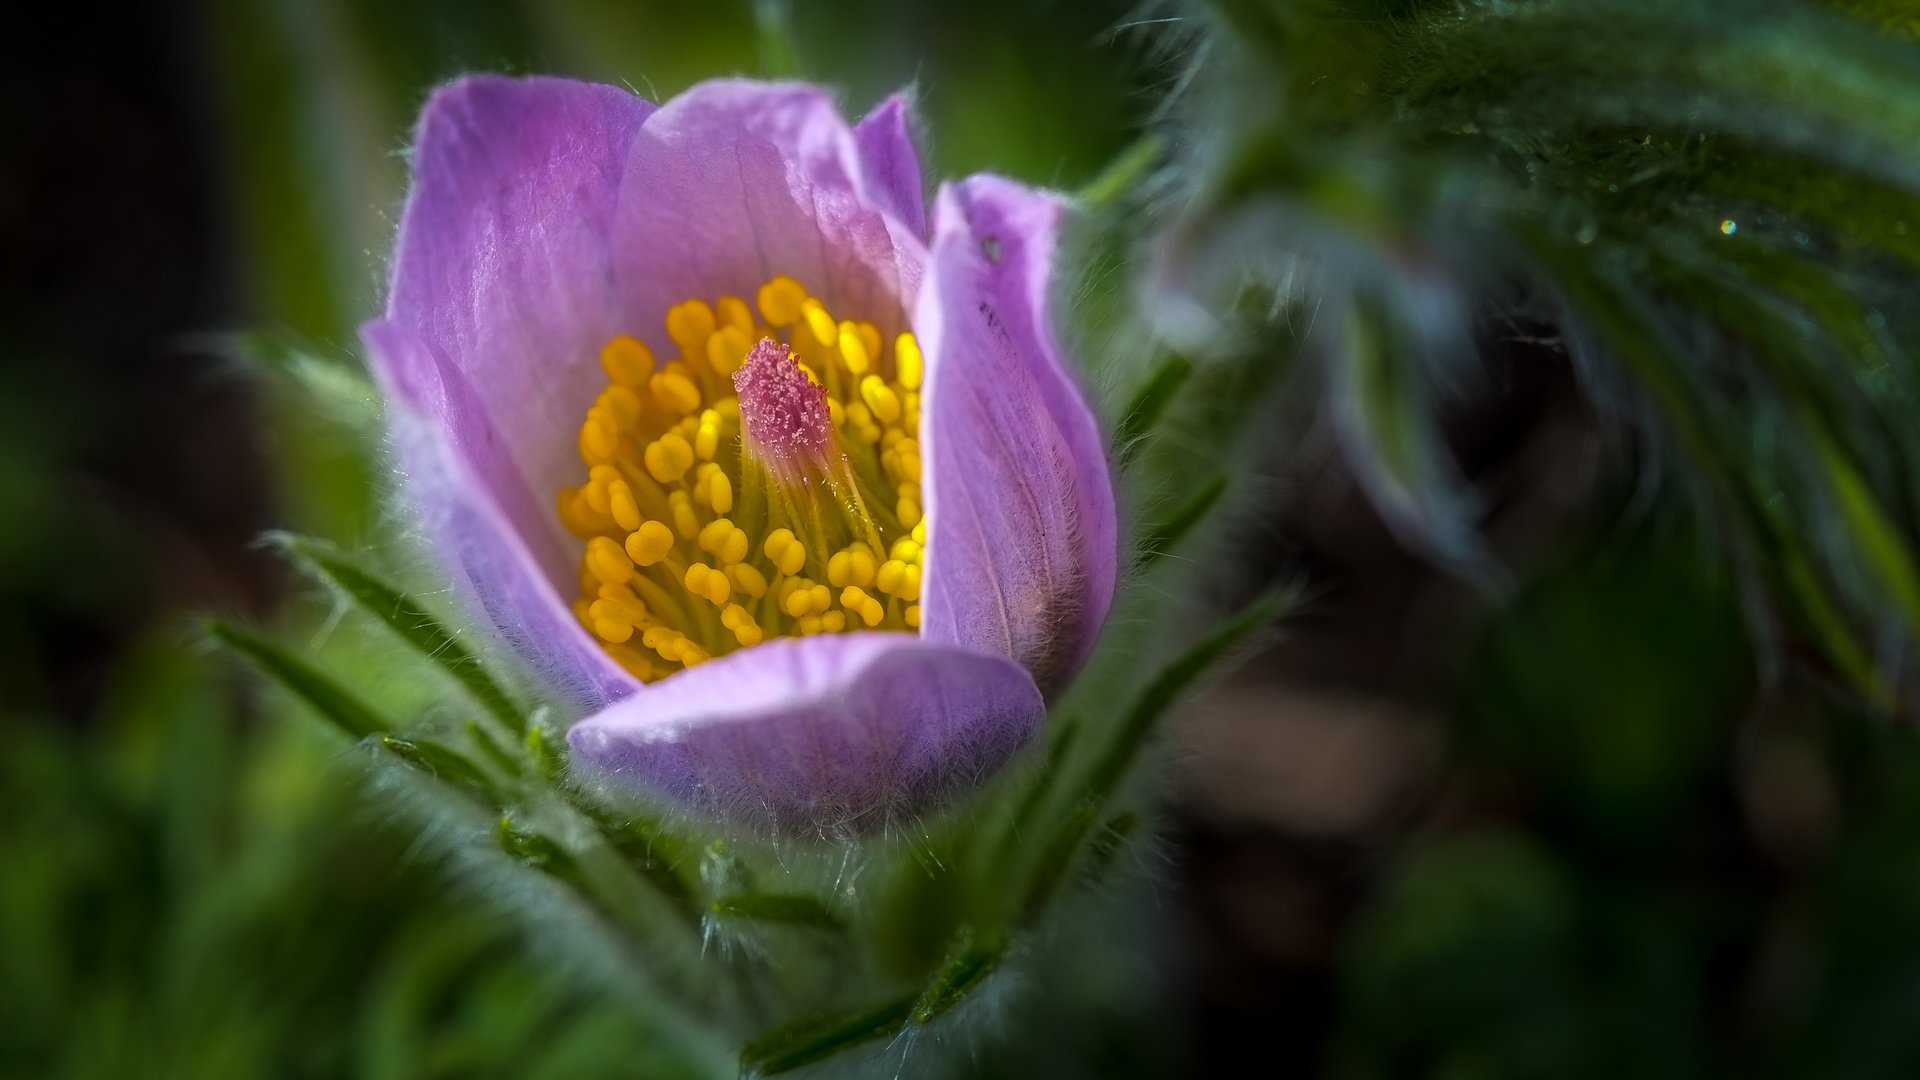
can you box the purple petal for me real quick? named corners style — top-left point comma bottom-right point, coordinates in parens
top-left (915, 176), bottom-right (1119, 693)
top-left (614, 80), bottom-right (926, 348)
top-left (367, 74), bottom-right (655, 707)
top-left (852, 93), bottom-right (927, 240)
top-left (366, 322), bottom-right (638, 710)
top-left (567, 633), bottom-right (1044, 830)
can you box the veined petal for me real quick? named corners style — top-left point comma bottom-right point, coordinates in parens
top-left (366, 321), bottom-right (638, 710)
top-left (568, 634), bottom-right (1044, 830)
top-left (915, 176), bottom-right (1118, 693)
top-left (853, 93), bottom-right (927, 239)
top-left (368, 75), bottom-right (654, 706)
top-left (614, 80), bottom-right (926, 347)
top-left (381, 74), bottom-right (653, 571)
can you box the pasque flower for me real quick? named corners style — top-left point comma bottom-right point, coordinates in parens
top-left (362, 75), bottom-right (1115, 828)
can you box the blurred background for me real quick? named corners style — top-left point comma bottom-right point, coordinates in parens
top-left (8, 0), bottom-right (1920, 1076)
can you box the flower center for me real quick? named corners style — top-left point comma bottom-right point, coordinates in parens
top-left (560, 274), bottom-right (925, 682)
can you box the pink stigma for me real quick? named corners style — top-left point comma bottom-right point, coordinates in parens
top-left (734, 337), bottom-right (832, 464)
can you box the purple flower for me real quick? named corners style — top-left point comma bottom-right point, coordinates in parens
top-left (362, 76), bottom-right (1115, 830)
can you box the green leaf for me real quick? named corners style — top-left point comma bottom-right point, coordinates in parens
top-left (709, 893), bottom-right (844, 932)
top-left (378, 735), bottom-right (501, 806)
top-left (578, 804), bottom-right (700, 905)
top-left (739, 994), bottom-right (916, 1075)
top-left (1021, 799), bottom-right (1100, 922)
top-left (1818, 435), bottom-right (1920, 642)
top-left (1135, 474), bottom-right (1230, 568)
top-left (1116, 354), bottom-right (1194, 463)
top-left (214, 331), bottom-right (379, 428)
top-left (1082, 812), bottom-right (1141, 879)
top-left (912, 925), bottom-right (1008, 1024)
top-left (463, 719), bottom-right (522, 778)
top-left (275, 535), bottom-right (526, 733)
top-left (992, 722), bottom-right (1080, 861)
top-left (496, 818), bottom-right (581, 884)
top-left (525, 723), bottom-right (567, 783)
top-left (1078, 134), bottom-right (1164, 211)
top-left (204, 619), bottom-right (388, 740)
top-left (1082, 588), bottom-right (1295, 808)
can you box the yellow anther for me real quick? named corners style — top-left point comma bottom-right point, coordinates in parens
top-left (838, 321), bottom-right (870, 375)
top-left (897, 495), bottom-right (922, 529)
top-left (912, 520), bottom-right (926, 544)
top-left (729, 562), bottom-right (769, 598)
top-left (683, 562), bottom-right (731, 606)
top-left (890, 537), bottom-right (922, 564)
top-left (841, 586), bottom-right (885, 627)
top-left (894, 440), bottom-right (922, 480)
top-left (579, 413), bottom-right (618, 464)
top-left (601, 335), bottom-right (654, 387)
top-left (558, 489), bottom-right (604, 539)
top-left (801, 298), bottom-right (838, 347)
top-left (698, 518), bottom-right (750, 565)
top-left (757, 275), bottom-right (807, 326)
top-left (598, 582), bottom-right (649, 625)
top-left (586, 536), bottom-right (633, 585)
top-left (782, 578), bottom-right (818, 618)
top-left (693, 463), bottom-right (735, 514)
top-left (721, 604), bottom-right (764, 647)
top-left (895, 332), bottom-right (923, 390)
top-left (860, 375), bottom-right (902, 424)
top-left (857, 322), bottom-right (882, 366)
top-left (605, 642), bottom-right (655, 680)
top-left (666, 300), bottom-right (716, 354)
top-left (798, 614), bottom-right (823, 635)
top-left (625, 519), bottom-right (676, 566)
top-left (821, 611), bottom-right (847, 633)
top-left (846, 401), bottom-right (881, 444)
top-left (586, 471), bottom-right (612, 510)
top-left (587, 598), bottom-right (628, 629)
top-left (904, 604), bottom-right (921, 628)
top-left (876, 557), bottom-right (923, 600)
top-left (608, 480), bottom-right (642, 533)
top-left (717, 294), bottom-right (754, 336)
top-left (592, 614), bottom-right (635, 644)
top-left (644, 432), bottom-right (695, 484)
top-left (599, 385), bottom-right (642, 429)
top-left (668, 491), bottom-right (701, 540)
top-left (707, 325), bottom-right (751, 375)
top-left (764, 528), bottom-right (807, 576)
top-left (827, 546), bottom-right (877, 589)
top-left (695, 409), bottom-right (723, 460)
top-left (650, 370), bottom-right (701, 414)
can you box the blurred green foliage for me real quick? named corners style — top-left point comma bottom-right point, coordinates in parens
top-left (1338, 524), bottom-right (1920, 1078)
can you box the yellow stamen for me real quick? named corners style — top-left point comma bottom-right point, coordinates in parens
top-left (562, 275), bottom-right (925, 681)
top-left (601, 336), bottom-right (653, 387)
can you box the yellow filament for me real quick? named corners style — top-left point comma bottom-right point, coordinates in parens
top-left (563, 275), bottom-right (926, 681)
